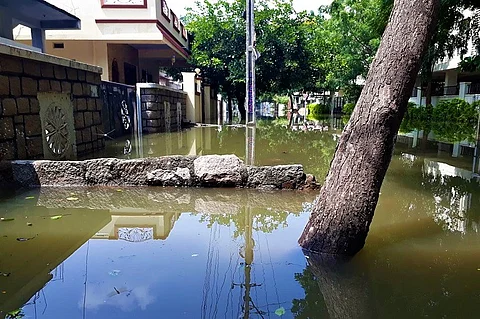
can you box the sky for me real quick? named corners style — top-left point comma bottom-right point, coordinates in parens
top-left (169, 0), bottom-right (333, 16)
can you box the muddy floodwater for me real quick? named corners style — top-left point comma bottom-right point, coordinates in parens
top-left (1, 124), bottom-right (480, 318)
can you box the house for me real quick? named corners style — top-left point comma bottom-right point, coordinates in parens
top-left (14, 0), bottom-right (191, 86)
top-left (13, 0), bottom-right (221, 126)
top-left (409, 40), bottom-right (480, 107)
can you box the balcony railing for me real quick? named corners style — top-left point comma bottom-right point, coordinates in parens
top-left (431, 84), bottom-right (459, 96)
top-left (443, 85), bottom-right (459, 95)
top-left (411, 87), bottom-right (418, 97)
top-left (467, 83), bottom-right (480, 94)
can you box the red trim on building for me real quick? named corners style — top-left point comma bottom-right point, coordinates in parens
top-left (156, 21), bottom-right (188, 58)
top-left (94, 19), bottom-right (189, 58)
top-left (100, 0), bottom-right (147, 9)
top-left (95, 19), bottom-right (157, 23)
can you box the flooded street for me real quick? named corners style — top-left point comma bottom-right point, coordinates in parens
top-left (1, 124), bottom-right (480, 318)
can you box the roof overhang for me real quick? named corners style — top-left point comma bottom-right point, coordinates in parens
top-left (95, 19), bottom-right (190, 59)
top-left (1, 0), bottom-right (81, 30)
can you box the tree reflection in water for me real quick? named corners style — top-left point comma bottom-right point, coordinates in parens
top-left (292, 153), bottom-right (480, 319)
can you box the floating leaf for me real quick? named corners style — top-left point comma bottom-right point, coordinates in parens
top-left (50, 215), bottom-right (63, 220)
top-left (66, 197), bottom-right (79, 201)
top-left (16, 235), bottom-right (36, 242)
top-left (25, 196), bottom-right (35, 200)
top-left (275, 307), bottom-right (286, 316)
top-left (0, 218), bottom-right (14, 222)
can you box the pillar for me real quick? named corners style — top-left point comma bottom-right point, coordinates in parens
top-left (31, 28), bottom-right (46, 53)
top-left (452, 143), bottom-right (461, 158)
top-left (181, 72), bottom-right (197, 123)
top-left (459, 82), bottom-right (471, 99)
top-left (0, 11), bottom-right (13, 40)
top-left (412, 130), bottom-right (419, 148)
top-left (204, 84), bottom-right (211, 123)
top-left (444, 69), bottom-right (458, 87)
top-left (217, 94), bottom-right (223, 125)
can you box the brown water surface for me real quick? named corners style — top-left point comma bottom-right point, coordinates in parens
top-left (1, 124), bottom-right (479, 318)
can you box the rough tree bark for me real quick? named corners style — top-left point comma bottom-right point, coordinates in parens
top-left (235, 83), bottom-right (246, 123)
top-left (227, 95), bottom-right (233, 124)
top-left (304, 253), bottom-right (374, 319)
top-left (299, 0), bottom-right (441, 256)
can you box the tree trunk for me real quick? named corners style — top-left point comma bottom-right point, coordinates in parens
top-left (227, 95), bottom-right (233, 124)
top-left (288, 94), bottom-right (294, 127)
top-left (299, 0), bottom-right (440, 256)
top-left (233, 83), bottom-right (246, 123)
top-left (421, 70), bottom-right (433, 149)
top-left (237, 95), bottom-right (246, 123)
top-left (304, 252), bottom-right (373, 319)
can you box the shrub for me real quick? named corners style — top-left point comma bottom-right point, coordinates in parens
top-left (399, 102), bottom-right (430, 133)
top-left (307, 103), bottom-right (329, 121)
top-left (342, 102), bottom-right (355, 115)
top-left (432, 98), bottom-right (478, 142)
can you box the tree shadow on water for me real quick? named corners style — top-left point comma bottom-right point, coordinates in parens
top-left (292, 252), bottom-right (374, 319)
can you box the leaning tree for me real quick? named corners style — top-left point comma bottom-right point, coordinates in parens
top-left (299, 0), bottom-right (441, 255)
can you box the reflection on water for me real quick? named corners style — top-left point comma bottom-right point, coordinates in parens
top-left (86, 124), bottom-right (339, 181)
top-left (2, 124), bottom-right (480, 318)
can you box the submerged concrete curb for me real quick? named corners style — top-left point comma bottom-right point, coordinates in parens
top-left (0, 155), bottom-right (321, 190)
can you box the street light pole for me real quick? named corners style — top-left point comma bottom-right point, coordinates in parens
top-left (245, 0), bottom-right (256, 166)
top-left (246, 0), bottom-right (255, 125)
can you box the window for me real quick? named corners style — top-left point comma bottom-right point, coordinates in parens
top-left (161, 0), bottom-right (170, 21)
top-left (172, 11), bottom-right (179, 31)
top-left (53, 43), bottom-right (64, 49)
top-left (181, 23), bottom-right (187, 40)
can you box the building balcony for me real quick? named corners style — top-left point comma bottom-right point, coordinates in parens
top-left (467, 83), bottom-right (480, 95)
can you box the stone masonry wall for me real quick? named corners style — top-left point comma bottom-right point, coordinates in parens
top-left (141, 87), bottom-right (187, 133)
top-left (0, 155), bottom-right (320, 191)
top-left (0, 50), bottom-right (104, 160)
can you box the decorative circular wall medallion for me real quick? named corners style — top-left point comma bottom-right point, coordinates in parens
top-left (123, 139), bottom-right (132, 155)
top-left (44, 104), bottom-right (69, 157)
top-left (118, 227), bottom-right (154, 242)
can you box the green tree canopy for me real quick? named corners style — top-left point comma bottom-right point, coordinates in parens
top-left (185, 0), bottom-right (320, 120)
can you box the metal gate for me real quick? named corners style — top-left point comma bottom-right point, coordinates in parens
top-left (100, 81), bottom-right (135, 138)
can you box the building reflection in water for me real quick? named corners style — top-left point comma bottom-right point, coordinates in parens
top-left (0, 187), bottom-right (312, 318)
top-left (93, 212), bottom-right (179, 242)
top-left (0, 203), bottom-right (111, 318)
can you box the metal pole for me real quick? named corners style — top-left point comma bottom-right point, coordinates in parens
top-left (246, 0), bottom-right (255, 125)
top-left (134, 83), bottom-right (144, 157)
top-left (245, 125), bottom-right (256, 165)
top-left (245, 0), bottom-right (256, 165)
top-left (473, 95), bottom-right (480, 174)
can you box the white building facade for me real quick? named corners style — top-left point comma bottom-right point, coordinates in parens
top-left (14, 0), bottom-right (190, 85)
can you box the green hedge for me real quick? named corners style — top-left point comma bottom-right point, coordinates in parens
top-left (400, 99), bottom-right (479, 143)
top-left (307, 103), bottom-right (329, 121)
top-left (432, 98), bottom-right (477, 142)
top-left (342, 103), bottom-right (355, 115)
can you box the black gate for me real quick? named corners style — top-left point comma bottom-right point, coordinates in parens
top-left (100, 81), bottom-right (136, 138)
top-left (332, 97), bottom-right (345, 114)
